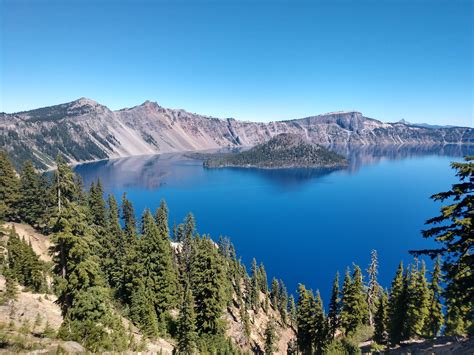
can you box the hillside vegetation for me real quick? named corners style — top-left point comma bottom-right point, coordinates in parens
top-left (0, 150), bottom-right (472, 353)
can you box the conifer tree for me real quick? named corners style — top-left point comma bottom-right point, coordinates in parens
top-left (404, 261), bottom-right (430, 338)
top-left (49, 157), bottom-right (126, 351)
top-left (327, 272), bottom-right (340, 338)
top-left (138, 209), bottom-right (178, 317)
top-left (155, 199), bottom-right (170, 241)
top-left (189, 236), bottom-right (226, 335)
top-left (279, 279), bottom-right (288, 324)
top-left (270, 278), bottom-right (280, 309)
top-left (373, 290), bottom-right (388, 345)
top-left (258, 262), bottom-right (268, 294)
top-left (249, 258), bottom-right (260, 311)
top-left (17, 160), bottom-right (47, 226)
top-left (177, 286), bottom-right (197, 354)
top-left (388, 262), bottom-right (406, 345)
top-left (312, 290), bottom-right (329, 353)
top-left (366, 249), bottom-right (380, 326)
top-left (288, 294), bottom-right (297, 327)
top-left (130, 280), bottom-right (159, 339)
top-left (121, 192), bottom-right (137, 241)
top-left (0, 151), bottom-right (20, 221)
top-left (296, 284), bottom-right (313, 354)
top-left (340, 265), bottom-right (368, 335)
top-left (264, 318), bottom-right (278, 355)
top-left (411, 156), bottom-right (473, 336)
top-left (424, 256), bottom-right (444, 337)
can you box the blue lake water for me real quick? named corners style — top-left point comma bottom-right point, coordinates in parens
top-left (74, 144), bottom-right (473, 303)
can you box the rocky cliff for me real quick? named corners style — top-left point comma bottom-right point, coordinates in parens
top-left (1, 98), bottom-right (472, 169)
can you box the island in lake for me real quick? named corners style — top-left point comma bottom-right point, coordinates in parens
top-left (202, 133), bottom-right (348, 169)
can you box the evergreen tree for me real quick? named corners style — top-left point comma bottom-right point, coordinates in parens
top-left (264, 318), bottom-right (278, 355)
top-left (177, 286), bottom-right (197, 354)
top-left (249, 258), bottom-right (260, 311)
top-left (388, 262), bottom-right (406, 345)
top-left (366, 249), bottom-right (380, 326)
top-left (340, 265), bottom-right (368, 335)
top-left (424, 256), bottom-right (444, 337)
top-left (17, 160), bottom-right (47, 225)
top-left (404, 261), bottom-right (429, 338)
top-left (138, 209), bottom-right (178, 318)
top-left (270, 278), bottom-right (280, 309)
top-left (327, 272), bottom-right (340, 338)
top-left (288, 294), bottom-right (297, 327)
top-left (49, 157), bottom-right (126, 351)
top-left (189, 236), bottom-right (226, 335)
top-left (312, 290), bottom-right (328, 354)
top-left (155, 199), bottom-right (170, 241)
top-left (296, 284), bottom-right (313, 354)
top-left (373, 290), bottom-right (388, 345)
top-left (411, 156), bottom-right (473, 336)
top-left (258, 262), bottom-right (268, 294)
top-left (88, 180), bottom-right (107, 229)
top-left (121, 192), bottom-right (137, 242)
top-left (279, 279), bottom-right (288, 324)
top-left (129, 280), bottom-right (159, 339)
top-left (0, 151), bottom-right (20, 221)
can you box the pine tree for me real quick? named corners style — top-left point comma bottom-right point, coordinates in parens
top-left (410, 156), bottom-right (473, 336)
top-left (121, 192), bottom-right (137, 242)
top-left (0, 151), bottom-right (20, 221)
top-left (17, 160), bottom-right (47, 225)
top-left (312, 290), bottom-right (328, 353)
top-left (258, 262), bottom-right (268, 294)
top-left (366, 249), bottom-right (380, 326)
top-left (130, 280), bottom-right (159, 339)
top-left (388, 262), bottom-right (406, 345)
top-left (279, 279), bottom-right (288, 324)
top-left (139, 209), bottom-right (178, 317)
top-left (327, 272), bottom-right (340, 338)
top-left (404, 260), bottom-right (429, 339)
top-left (249, 258), bottom-right (259, 311)
top-left (49, 157), bottom-right (126, 351)
top-left (340, 265), bottom-right (368, 335)
top-left (296, 284), bottom-right (313, 354)
top-left (424, 256), bottom-right (444, 337)
top-left (177, 286), bottom-right (197, 354)
top-left (264, 318), bottom-right (278, 355)
top-left (373, 290), bottom-right (388, 345)
top-left (288, 294), bottom-right (297, 327)
top-left (270, 278), bottom-right (280, 309)
top-left (155, 199), bottom-right (170, 241)
top-left (189, 236), bottom-right (226, 335)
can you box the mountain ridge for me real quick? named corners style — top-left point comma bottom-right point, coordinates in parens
top-left (1, 98), bottom-right (473, 169)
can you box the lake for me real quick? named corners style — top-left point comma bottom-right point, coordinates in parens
top-left (74, 144), bottom-right (473, 302)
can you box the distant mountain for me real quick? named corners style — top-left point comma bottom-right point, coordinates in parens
top-left (1, 98), bottom-right (472, 169)
top-left (397, 119), bottom-right (458, 129)
top-left (203, 133), bottom-right (347, 169)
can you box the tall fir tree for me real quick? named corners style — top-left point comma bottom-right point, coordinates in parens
top-left (288, 294), bottom-right (297, 327)
top-left (189, 236), bottom-right (226, 335)
top-left (404, 260), bottom-right (430, 338)
top-left (340, 265), bottom-right (368, 335)
top-left (327, 272), bottom-right (340, 338)
top-left (177, 286), bottom-right (197, 354)
top-left (373, 290), bottom-right (389, 345)
top-left (264, 318), bottom-right (278, 355)
top-left (410, 156), bottom-right (473, 336)
top-left (270, 278), bottom-right (280, 309)
top-left (0, 151), bottom-right (20, 221)
top-left (388, 262), bottom-right (406, 345)
top-left (17, 160), bottom-right (47, 226)
top-left (49, 157), bottom-right (126, 351)
top-left (296, 284), bottom-right (313, 354)
top-left (279, 279), bottom-right (288, 324)
top-left (249, 258), bottom-right (260, 311)
top-left (366, 249), bottom-right (380, 326)
top-left (424, 256), bottom-right (444, 337)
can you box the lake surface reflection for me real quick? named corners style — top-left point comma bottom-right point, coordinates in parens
top-left (74, 144), bottom-right (474, 301)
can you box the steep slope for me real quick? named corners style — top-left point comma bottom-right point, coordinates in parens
top-left (1, 98), bottom-right (472, 169)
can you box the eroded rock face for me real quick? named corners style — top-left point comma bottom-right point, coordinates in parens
top-left (1, 98), bottom-right (472, 169)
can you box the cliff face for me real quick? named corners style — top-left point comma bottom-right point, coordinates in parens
top-left (1, 98), bottom-right (472, 169)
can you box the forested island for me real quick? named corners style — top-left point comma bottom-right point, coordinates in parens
top-left (203, 133), bottom-right (348, 169)
top-left (0, 151), bottom-right (472, 353)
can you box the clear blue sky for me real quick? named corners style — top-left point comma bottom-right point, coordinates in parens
top-left (1, 0), bottom-right (472, 126)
